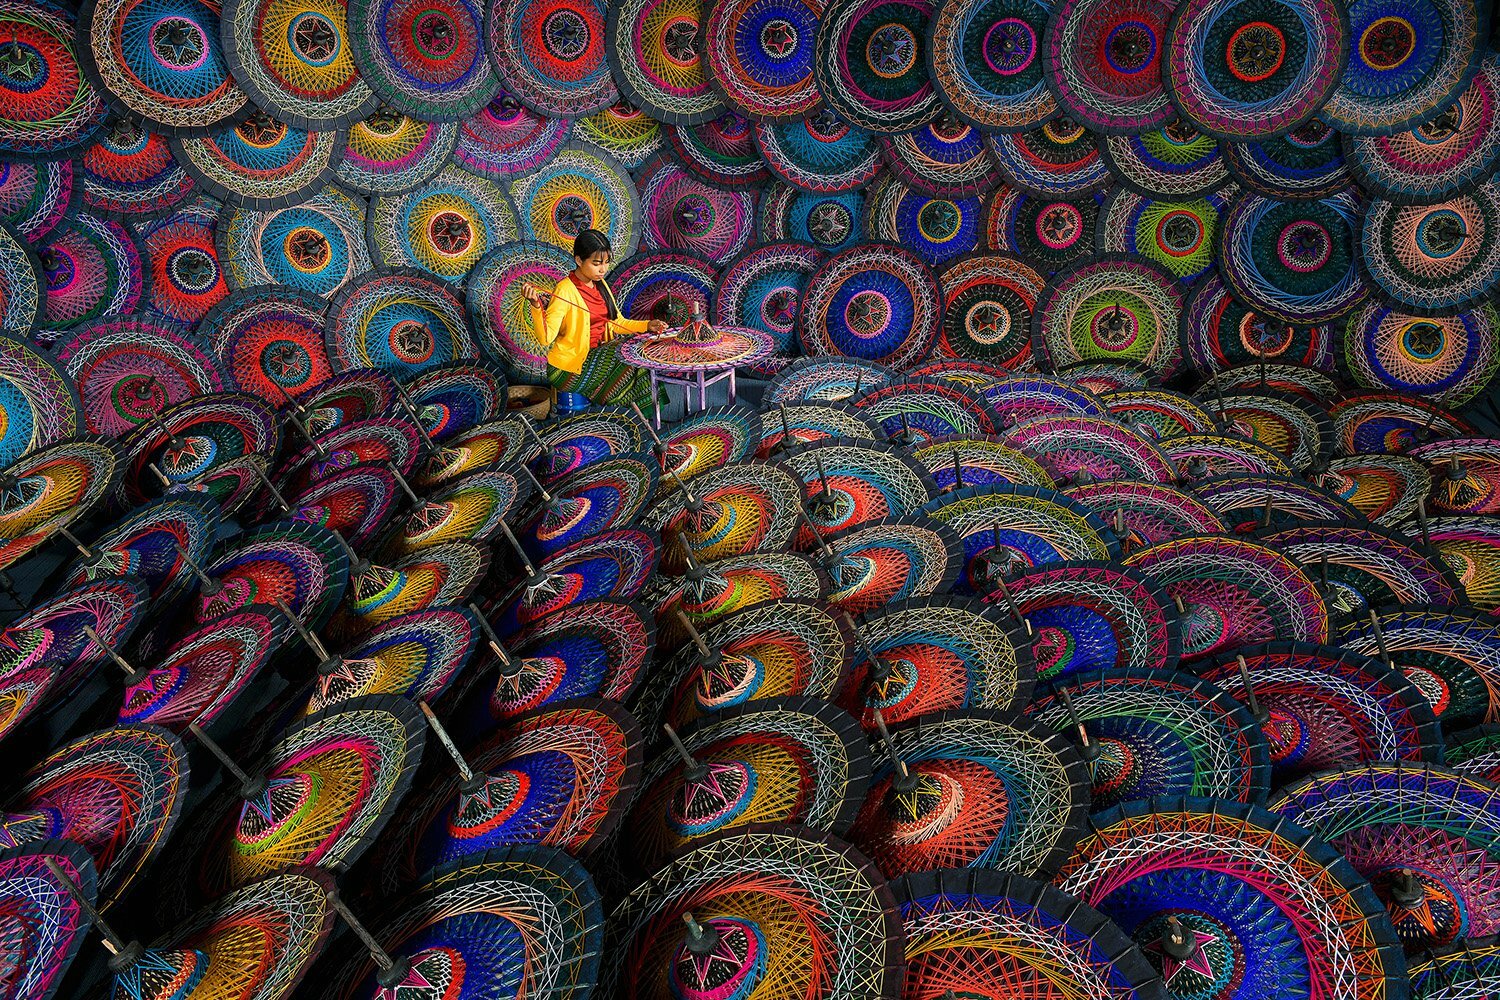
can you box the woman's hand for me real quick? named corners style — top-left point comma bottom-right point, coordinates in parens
top-left (646, 318), bottom-right (669, 334)
top-left (521, 282), bottom-right (549, 307)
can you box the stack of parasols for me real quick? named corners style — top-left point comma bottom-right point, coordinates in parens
top-left (0, 0), bottom-right (1498, 996)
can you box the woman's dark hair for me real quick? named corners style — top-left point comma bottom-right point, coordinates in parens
top-left (572, 229), bottom-right (619, 319)
top-left (573, 229), bottom-right (612, 261)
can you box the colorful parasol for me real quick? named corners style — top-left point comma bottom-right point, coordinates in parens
top-left (334, 110), bottom-right (459, 194)
top-left (118, 605), bottom-right (287, 733)
top-left (983, 373), bottom-right (1106, 426)
top-left (928, 0), bottom-right (1057, 132)
top-left (636, 154), bottom-right (756, 264)
top-left (909, 435), bottom-right (1053, 490)
top-left (200, 288), bottom-right (330, 407)
top-left (508, 140), bottom-right (641, 257)
top-left (646, 551), bottom-right (824, 656)
top-left (383, 699), bottom-right (640, 888)
top-left (302, 605), bottom-right (478, 714)
top-left (852, 378), bottom-right (998, 445)
top-left (1042, 0), bottom-right (1172, 133)
top-left (630, 597), bottom-right (851, 731)
top-left (79, 0), bottom-right (247, 134)
top-left (605, 0), bottom-right (724, 125)
top-left (1224, 119), bottom-right (1351, 202)
top-left (1033, 255), bottom-right (1185, 378)
top-left (5, 724), bottom-right (186, 908)
top-left (668, 113), bottom-right (772, 189)
top-left (133, 197), bottom-right (227, 326)
top-left (711, 242), bottom-right (823, 360)
top-left (221, 0), bottom-right (375, 129)
top-left (611, 250), bottom-right (718, 329)
top-left (757, 181), bottom-right (867, 252)
top-left (116, 391), bottom-right (279, 504)
top-left (1217, 189), bottom-right (1368, 326)
top-left (821, 515), bottom-right (962, 615)
top-left (1334, 606), bottom-right (1500, 729)
top-left (601, 826), bottom-right (902, 999)
top-left (764, 357), bottom-right (894, 405)
top-left (1162, 0), bottom-right (1347, 139)
top-left (1271, 763), bottom-right (1500, 954)
top-left (0, 437), bottom-right (121, 574)
top-left (57, 493), bottom-right (219, 603)
top-left (1123, 534), bottom-right (1328, 660)
top-left (521, 453), bottom-right (652, 556)
top-left (1344, 54), bottom-right (1500, 203)
top-left (323, 844), bottom-right (603, 1000)
top-left (1098, 186), bottom-right (1234, 282)
top-left (1103, 388), bottom-right (1223, 439)
top-left (495, 525), bottom-right (659, 629)
top-left (812, 0), bottom-right (941, 133)
top-left (465, 239), bottom-right (574, 384)
top-left (1197, 389), bottom-right (1335, 473)
top-left (641, 461), bottom-right (801, 574)
top-left (1342, 300), bottom-right (1500, 408)
top-left (1330, 393), bottom-right (1472, 456)
top-left (197, 694), bottom-right (425, 895)
top-left (0, 221), bottom-right (39, 336)
top-left (1055, 797), bottom-right (1407, 999)
top-left (1182, 272), bottom-right (1334, 375)
top-left (625, 697), bottom-right (871, 873)
top-left (0, 840), bottom-right (97, 1000)
top-left (195, 519), bottom-right (350, 629)
top-left (336, 540), bottom-right (490, 633)
top-left (389, 464), bottom-right (529, 555)
top-left (918, 484), bottom-right (1115, 593)
top-left (1001, 414), bottom-right (1177, 486)
top-left (537, 407), bottom-right (647, 478)
top-left (414, 415), bottom-right (532, 489)
top-left (849, 709), bottom-right (1088, 878)
top-left (324, 267), bottom-right (476, 378)
top-left (347, 0), bottom-right (497, 119)
top-left (619, 323), bottom-right (776, 373)
top-left (0, 664), bottom-right (60, 749)
top-left (484, 598), bottom-right (654, 720)
top-left (1159, 431), bottom-right (1295, 481)
top-left (1411, 439), bottom-right (1500, 516)
top-left (56, 319), bottom-right (224, 438)
top-left (30, 211), bottom-right (145, 343)
top-left (1199, 641), bottom-right (1445, 788)
top-left (755, 111), bottom-right (883, 192)
top-left (1317, 454), bottom-right (1432, 527)
top-left (1255, 520), bottom-right (1460, 615)
top-left (294, 368), bottom-right (400, 435)
top-left (368, 166), bottom-right (521, 286)
top-left (487, 0), bottom-right (616, 117)
top-left (168, 114), bottom-right (341, 210)
top-left (575, 101), bottom-right (665, 169)
top-left (1067, 479), bottom-right (1225, 551)
top-left (984, 119), bottom-right (1116, 197)
top-left (997, 561), bottom-right (1181, 680)
top-left (1028, 666), bottom-right (1271, 810)
top-left (782, 440), bottom-right (936, 543)
top-left (930, 251), bottom-right (1045, 368)
top-left (1210, 361), bottom-right (1342, 401)
top-left (984, 185), bottom-right (1104, 275)
top-left (1360, 182), bottom-right (1500, 315)
top-left (1426, 516), bottom-right (1500, 612)
top-left (1101, 119), bottom-right (1229, 198)
top-left (0, 578), bottom-right (147, 687)
top-left (218, 188), bottom-right (367, 302)
top-left (454, 94), bottom-right (571, 178)
top-left (702, 0), bottom-right (821, 119)
top-left (399, 362), bottom-right (508, 441)
top-left (837, 595), bottom-right (1035, 727)
top-left (1320, 0), bottom-right (1487, 135)
top-left (277, 418), bottom-right (422, 500)
top-left (894, 868), bottom-right (1165, 999)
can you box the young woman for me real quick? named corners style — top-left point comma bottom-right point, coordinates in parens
top-left (523, 229), bottom-right (668, 408)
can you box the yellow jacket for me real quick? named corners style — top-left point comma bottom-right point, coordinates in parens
top-left (531, 275), bottom-right (650, 375)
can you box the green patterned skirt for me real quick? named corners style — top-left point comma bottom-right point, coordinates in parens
top-left (547, 340), bottom-right (657, 408)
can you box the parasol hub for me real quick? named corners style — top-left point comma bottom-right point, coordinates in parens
top-left (677, 303), bottom-right (717, 345)
top-left (1390, 868), bottom-right (1426, 909)
top-left (680, 912), bottom-right (721, 956)
top-left (104, 939), bottom-right (145, 974)
top-left (1159, 916), bottom-right (1198, 960)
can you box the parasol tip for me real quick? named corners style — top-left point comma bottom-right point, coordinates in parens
top-left (1390, 868), bottom-right (1426, 908)
top-left (681, 912), bottom-right (721, 956)
top-left (1159, 916), bottom-right (1197, 960)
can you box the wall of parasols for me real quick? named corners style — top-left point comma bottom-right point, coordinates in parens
top-left (1, 0), bottom-right (1500, 999)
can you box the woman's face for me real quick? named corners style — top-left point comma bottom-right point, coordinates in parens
top-left (576, 251), bottom-right (611, 282)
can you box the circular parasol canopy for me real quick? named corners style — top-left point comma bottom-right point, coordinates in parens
top-left (1254, 520), bottom-right (1462, 615)
top-left (932, 251), bottom-right (1046, 367)
top-left (668, 113), bottom-right (773, 189)
top-left (713, 241), bottom-right (825, 358)
top-left (765, 357), bottom-right (895, 405)
top-left (1182, 272), bottom-right (1334, 375)
top-left (0, 577), bottom-right (147, 690)
top-left (799, 242), bottom-right (942, 368)
top-left (1123, 534), bottom-right (1328, 661)
top-left (1000, 414), bottom-right (1177, 486)
top-left (116, 393), bottom-right (280, 507)
top-left (324, 267), bottom-right (477, 379)
top-left (625, 697), bottom-right (871, 874)
top-left (641, 461), bottom-right (802, 574)
top-left (348, 0), bottom-right (497, 120)
top-left (465, 239), bottom-right (575, 385)
top-left (1159, 432), bottom-right (1295, 482)
top-left (1199, 641), bottom-right (1445, 788)
top-left (5, 724), bottom-right (186, 909)
top-left (629, 597), bottom-right (851, 733)
top-left (197, 694), bottom-right (425, 895)
top-left (1427, 515), bottom-right (1500, 612)
top-left (756, 401), bottom-right (883, 460)
top-left (611, 249), bottom-right (718, 330)
top-left (1330, 393), bottom-right (1472, 457)
top-left (1342, 299), bottom-right (1500, 409)
top-left (894, 868), bottom-right (1164, 999)
top-left (1317, 455), bottom-right (1433, 527)
top-left (1033, 255), bottom-right (1185, 379)
top-left (1271, 763), bottom-right (1500, 954)
top-left (646, 549), bottom-right (825, 653)
top-left (1192, 472), bottom-right (1362, 533)
top-left (929, 0), bottom-right (1058, 132)
top-left (1027, 666), bottom-right (1271, 812)
top-left (604, 0), bottom-right (723, 125)
top-left (221, 0), bottom-right (377, 130)
top-left (995, 560), bottom-right (1182, 680)
top-left (195, 520), bottom-right (350, 631)
top-left (1103, 388), bottom-right (1224, 440)
top-left (59, 492), bottom-right (220, 606)
top-left (282, 465), bottom-right (400, 549)
top-left (522, 453), bottom-right (653, 556)
top-left (821, 514), bottom-right (962, 616)
top-left (754, 111), bottom-right (883, 193)
top-left (324, 844), bottom-right (603, 1000)
top-left (486, 0), bottom-right (617, 117)
top-left (910, 435), bottom-right (1053, 490)
top-left (618, 324), bottom-right (776, 373)
top-left (32, 212), bottom-right (146, 343)
top-left (495, 526), bottom-right (659, 630)
top-left (368, 165), bottom-right (521, 287)
top-left (294, 369), bottom-right (400, 436)
top-left (1411, 439), bottom-right (1500, 516)
top-left (1333, 606), bottom-right (1500, 731)
top-left (335, 539), bottom-right (490, 634)
top-left (852, 378), bottom-right (999, 446)
top-left (1198, 389), bottom-right (1335, 474)
top-left (0, 437), bottom-right (122, 574)
top-left (849, 709), bottom-right (1089, 878)
top-left (540, 407), bottom-right (649, 481)
top-left (702, 0), bottom-right (821, 120)
top-left (0, 330), bottom-right (79, 468)
top-left (636, 154), bottom-right (756, 264)
top-left (401, 361), bottom-right (510, 441)
top-left (277, 417), bottom-right (423, 497)
top-left (383, 698), bottom-right (641, 891)
top-left (1362, 183), bottom-right (1500, 316)
top-left (781, 440), bottom-right (937, 543)
top-left (118, 605), bottom-right (288, 734)
top-left (453, 94), bottom-right (571, 179)
top-left (201, 287), bottom-right (336, 405)
top-left (483, 598), bottom-right (655, 721)
top-left (334, 110), bottom-right (459, 194)
top-left (57, 319), bottom-right (225, 439)
top-left (837, 595), bottom-right (1036, 728)
top-left (509, 140), bottom-right (641, 257)
top-left (0, 840), bottom-right (97, 1000)
top-left (1056, 797), bottom-right (1407, 999)
top-left (601, 825), bottom-right (903, 1000)
top-left (302, 605), bottom-right (479, 714)
top-left (1043, 0), bottom-right (1172, 133)
top-left (1066, 479), bottom-right (1226, 549)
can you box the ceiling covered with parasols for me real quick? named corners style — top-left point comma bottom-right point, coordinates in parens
top-left (0, 0), bottom-right (1497, 997)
